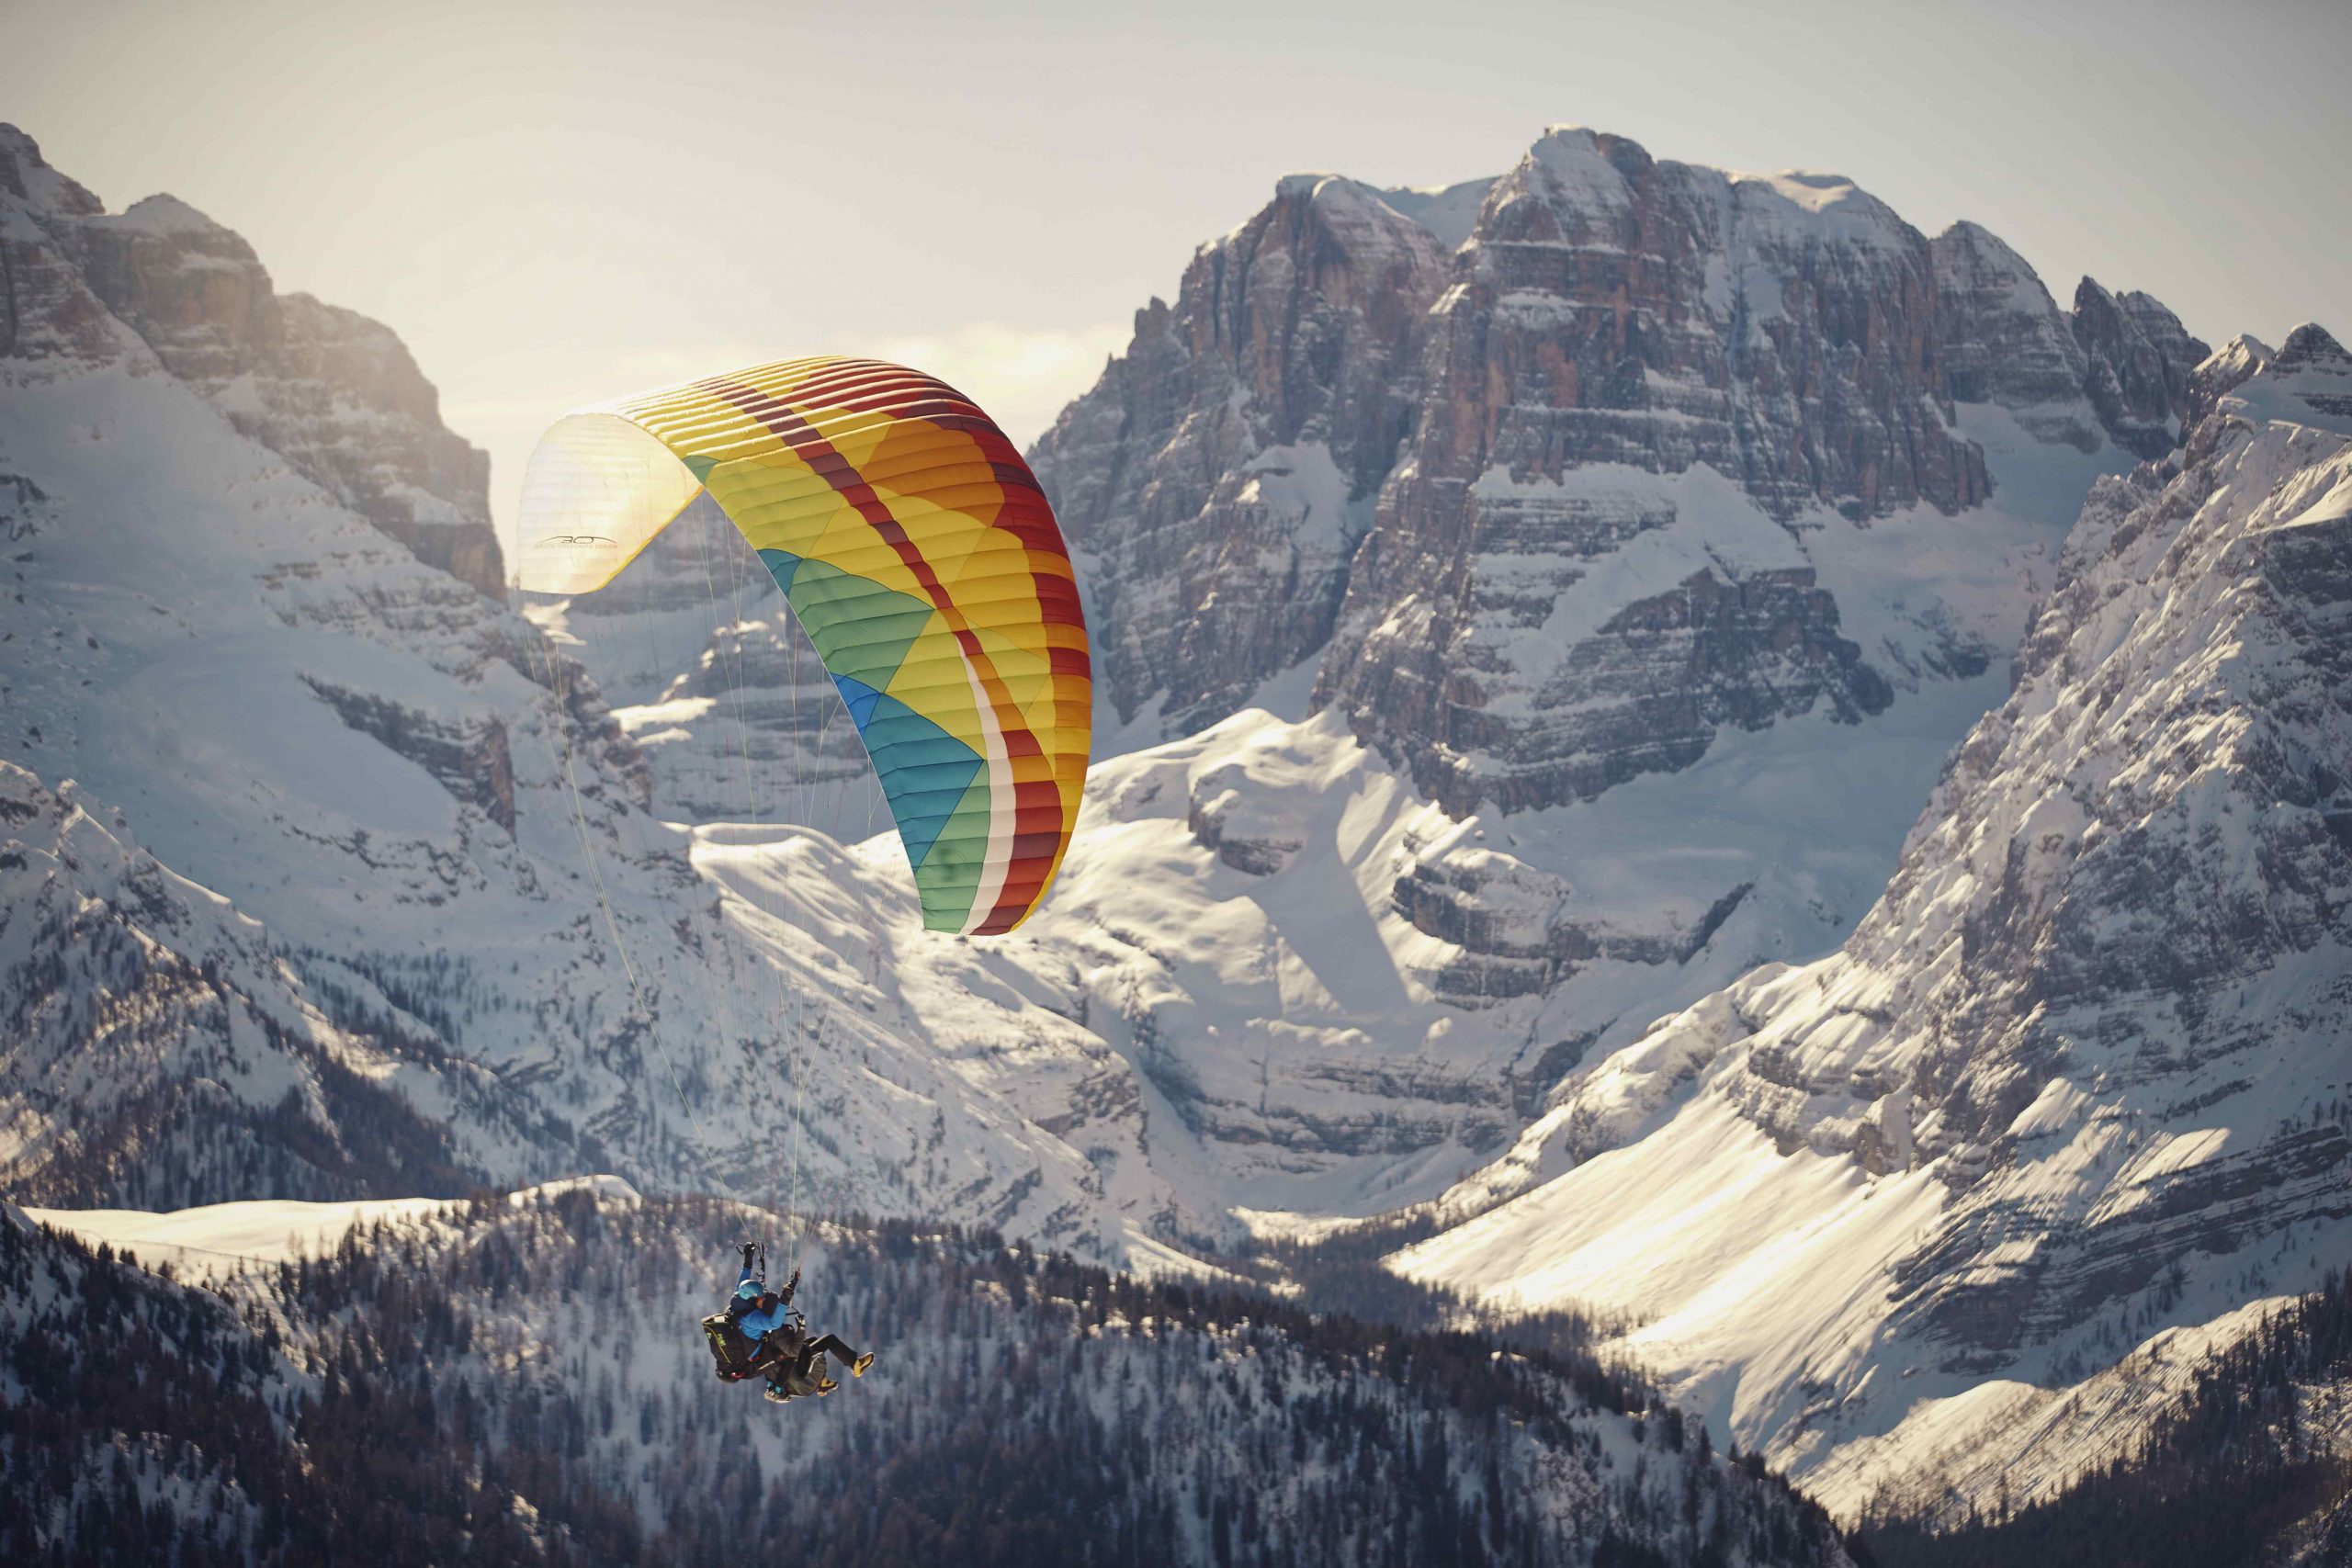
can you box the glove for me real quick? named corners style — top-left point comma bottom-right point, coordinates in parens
top-left (784, 1268), bottom-right (800, 1298)
top-left (739, 1241), bottom-right (759, 1268)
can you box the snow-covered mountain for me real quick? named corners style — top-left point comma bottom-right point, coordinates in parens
top-left (0, 126), bottom-right (1140, 1252)
top-left (1393, 328), bottom-right (2352, 1518)
top-left (528, 126), bottom-right (2203, 1245)
top-left (863, 126), bottom-right (2188, 1226)
top-left (8, 107), bottom-right (2343, 1546)
top-left (1035, 127), bottom-right (2202, 779)
top-left (7, 143), bottom-right (504, 599)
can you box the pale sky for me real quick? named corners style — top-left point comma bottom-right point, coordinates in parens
top-left (6, 0), bottom-right (2346, 556)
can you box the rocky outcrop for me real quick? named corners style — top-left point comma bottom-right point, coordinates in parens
top-left (268, 292), bottom-right (502, 594)
top-left (1408, 334), bottom-right (2352, 1506)
top-left (1044, 125), bottom-right (2205, 815)
top-left (300, 677), bottom-right (518, 834)
top-left (1395, 848), bottom-right (1754, 1001)
top-left (1929, 220), bottom-right (2106, 449)
top-left (0, 127), bottom-right (502, 596)
top-left (2071, 276), bottom-right (2211, 459)
top-left (1329, 533), bottom-right (1895, 815)
top-left (0, 128), bottom-right (118, 364)
top-left (1186, 762), bottom-right (1305, 874)
top-left (1925, 223), bottom-right (2213, 462)
top-left (1029, 174), bottom-right (1460, 738)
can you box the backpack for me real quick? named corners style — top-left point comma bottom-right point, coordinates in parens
top-left (700, 1314), bottom-right (760, 1382)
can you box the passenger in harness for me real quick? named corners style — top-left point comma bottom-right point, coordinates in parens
top-left (702, 1242), bottom-right (876, 1404)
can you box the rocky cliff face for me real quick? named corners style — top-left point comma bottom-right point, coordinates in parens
top-left (1399, 332), bottom-right (2352, 1516)
top-left (1316, 128), bottom-right (2180, 816)
top-left (0, 128), bottom-right (503, 596)
top-left (1928, 220), bottom-right (2109, 450)
top-left (1031, 174), bottom-right (1464, 739)
top-left (2072, 276), bottom-right (2211, 460)
top-left (1037, 126), bottom-right (2205, 818)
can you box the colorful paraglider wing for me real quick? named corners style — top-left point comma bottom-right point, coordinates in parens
top-left (515, 357), bottom-right (1090, 936)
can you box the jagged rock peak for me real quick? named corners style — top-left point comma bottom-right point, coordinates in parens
top-left (2274, 321), bottom-right (2352, 375)
top-left (2190, 321), bottom-right (2352, 441)
top-left (1028, 155), bottom-right (1450, 736)
top-left (1036, 120), bottom-right (2213, 812)
top-left (1929, 220), bottom-right (2103, 450)
top-left (2070, 275), bottom-right (2211, 459)
top-left (0, 125), bottom-right (504, 598)
top-left (2185, 332), bottom-right (2270, 428)
top-left (0, 124), bottom-right (101, 218)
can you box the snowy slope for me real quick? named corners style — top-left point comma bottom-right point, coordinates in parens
top-left (0, 128), bottom-right (1172, 1255)
top-left (1393, 330), bottom-right (2352, 1518)
top-left (23, 1172), bottom-right (638, 1271)
top-left (0, 759), bottom-right (518, 1205)
top-left (524, 133), bottom-right (2144, 1243)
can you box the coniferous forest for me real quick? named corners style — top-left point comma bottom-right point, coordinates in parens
top-left (2, 1189), bottom-right (1860, 1567)
top-left (12, 1183), bottom-right (2346, 1566)
top-left (1860, 1272), bottom-right (2352, 1568)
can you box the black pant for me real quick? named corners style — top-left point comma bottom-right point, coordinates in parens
top-left (753, 1331), bottom-right (860, 1383)
top-left (796, 1333), bottom-right (861, 1376)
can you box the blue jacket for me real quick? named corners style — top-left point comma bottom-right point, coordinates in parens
top-left (732, 1266), bottom-right (796, 1340)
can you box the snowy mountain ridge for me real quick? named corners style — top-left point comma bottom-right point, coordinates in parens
top-left (0, 125), bottom-right (1158, 1258)
top-left (0, 757), bottom-right (515, 1206)
top-left (6, 113), bottom-right (2346, 1546)
top-left (544, 124), bottom-right (2182, 1247)
top-left (1394, 327), bottom-right (2352, 1518)
top-left (0, 127), bottom-right (504, 597)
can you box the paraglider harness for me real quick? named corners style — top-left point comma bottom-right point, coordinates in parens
top-left (701, 1243), bottom-right (806, 1386)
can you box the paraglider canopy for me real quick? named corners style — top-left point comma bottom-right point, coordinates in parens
top-left (516, 357), bottom-right (1091, 936)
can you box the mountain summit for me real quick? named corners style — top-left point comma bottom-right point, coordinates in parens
top-left (0, 127), bottom-right (503, 597)
top-left (1033, 125), bottom-right (2206, 791)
